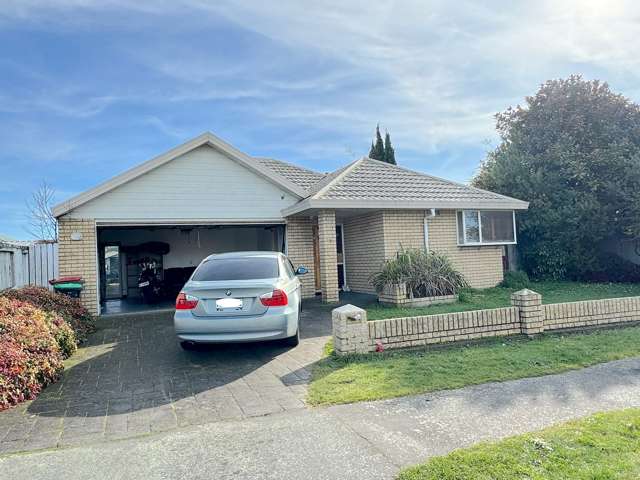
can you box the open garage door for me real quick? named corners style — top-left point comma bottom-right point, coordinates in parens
top-left (97, 224), bottom-right (285, 314)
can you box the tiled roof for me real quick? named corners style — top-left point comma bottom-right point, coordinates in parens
top-left (312, 158), bottom-right (518, 204)
top-left (254, 157), bottom-right (325, 191)
top-left (305, 161), bottom-right (355, 196)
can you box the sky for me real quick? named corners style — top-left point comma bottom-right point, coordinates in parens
top-left (1, 1), bottom-right (639, 239)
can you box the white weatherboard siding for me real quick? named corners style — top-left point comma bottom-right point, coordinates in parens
top-left (66, 145), bottom-right (298, 221)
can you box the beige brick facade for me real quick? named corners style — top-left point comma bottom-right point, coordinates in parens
top-left (427, 210), bottom-right (504, 288)
top-left (57, 207), bottom-right (504, 316)
top-left (285, 216), bottom-right (317, 299)
top-left (343, 212), bottom-right (385, 294)
top-left (57, 217), bottom-right (99, 315)
top-left (381, 210), bottom-right (425, 256)
top-left (342, 209), bottom-right (504, 294)
top-left (317, 210), bottom-right (339, 303)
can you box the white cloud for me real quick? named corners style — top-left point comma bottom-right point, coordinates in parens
top-left (2, 0), bottom-right (640, 164)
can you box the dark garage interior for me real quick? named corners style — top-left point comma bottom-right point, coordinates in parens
top-left (97, 224), bottom-right (285, 314)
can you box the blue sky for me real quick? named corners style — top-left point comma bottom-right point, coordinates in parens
top-left (1, 1), bottom-right (639, 238)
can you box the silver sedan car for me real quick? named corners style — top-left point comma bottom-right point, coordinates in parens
top-left (174, 251), bottom-right (308, 349)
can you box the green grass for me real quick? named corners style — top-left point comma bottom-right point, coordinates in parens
top-left (398, 408), bottom-right (640, 480)
top-left (308, 326), bottom-right (640, 406)
top-left (367, 281), bottom-right (640, 320)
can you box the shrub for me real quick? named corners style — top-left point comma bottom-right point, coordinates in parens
top-left (44, 313), bottom-right (76, 359)
top-left (1, 286), bottom-right (96, 343)
top-left (371, 249), bottom-right (468, 298)
top-left (0, 298), bottom-right (64, 410)
top-left (580, 253), bottom-right (640, 283)
top-left (501, 270), bottom-right (531, 289)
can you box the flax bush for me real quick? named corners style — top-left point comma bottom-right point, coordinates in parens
top-left (370, 249), bottom-right (468, 298)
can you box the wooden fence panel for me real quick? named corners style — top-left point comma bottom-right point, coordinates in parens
top-left (0, 242), bottom-right (58, 289)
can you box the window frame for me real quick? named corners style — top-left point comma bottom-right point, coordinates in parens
top-left (456, 210), bottom-right (517, 246)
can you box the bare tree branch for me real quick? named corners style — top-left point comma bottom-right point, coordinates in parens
top-left (25, 181), bottom-right (57, 241)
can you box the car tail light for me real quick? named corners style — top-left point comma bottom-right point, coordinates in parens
top-left (176, 292), bottom-right (199, 310)
top-left (260, 289), bottom-right (288, 307)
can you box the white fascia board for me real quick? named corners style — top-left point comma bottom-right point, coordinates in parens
top-left (53, 132), bottom-right (307, 218)
top-left (281, 198), bottom-right (529, 216)
top-left (94, 218), bottom-right (286, 227)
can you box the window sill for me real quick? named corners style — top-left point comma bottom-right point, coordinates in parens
top-left (457, 241), bottom-right (517, 247)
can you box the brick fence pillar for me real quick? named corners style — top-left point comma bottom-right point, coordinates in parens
top-left (332, 304), bottom-right (372, 355)
top-left (511, 289), bottom-right (543, 337)
top-left (317, 210), bottom-right (339, 303)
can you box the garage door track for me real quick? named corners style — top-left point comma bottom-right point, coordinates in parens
top-left (0, 302), bottom-right (332, 454)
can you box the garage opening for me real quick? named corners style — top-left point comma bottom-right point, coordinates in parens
top-left (97, 224), bottom-right (285, 315)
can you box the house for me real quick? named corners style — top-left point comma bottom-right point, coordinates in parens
top-left (53, 132), bottom-right (528, 315)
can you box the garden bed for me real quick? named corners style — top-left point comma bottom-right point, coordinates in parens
top-left (378, 284), bottom-right (457, 307)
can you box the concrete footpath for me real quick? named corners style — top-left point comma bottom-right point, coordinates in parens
top-left (2, 357), bottom-right (640, 479)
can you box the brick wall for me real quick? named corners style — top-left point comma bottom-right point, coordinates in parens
top-left (58, 217), bottom-right (98, 315)
top-left (427, 210), bottom-right (504, 288)
top-left (369, 306), bottom-right (520, 349)
top-left (543, 297), bottom-right (640, 331)
top-left (381, 210), bottom-right (425, 257)
top-left (343, 212), bottom-right (385, 294)
top-left (333, 291), bottom-right (640, 355)
top-left (285, 216), bottom-right (317, 298)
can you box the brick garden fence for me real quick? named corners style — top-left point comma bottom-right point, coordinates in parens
top-left (332, 289), bottom-right (640, 355)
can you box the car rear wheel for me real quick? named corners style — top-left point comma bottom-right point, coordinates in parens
top-left (283, 329), bottom-right (299, 347)
top-left (180, 340), bottom-right (197, 350)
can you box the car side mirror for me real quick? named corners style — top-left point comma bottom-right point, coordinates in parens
top-left (295, 266), bottom-right (309, 275)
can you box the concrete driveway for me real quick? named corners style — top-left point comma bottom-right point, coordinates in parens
top-left (2, 357), bottom-right (640, 479)
top-left (0, 300), bottom-right (334, 454)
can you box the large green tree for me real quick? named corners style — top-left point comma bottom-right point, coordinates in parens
top-left (383, 131), bottom-right (396, 165)
top-left (369, 124), bottom-right (385, 160)
top-left (369, 124), bottom-right (396, 164)
top-left (473, 75), bottom-right (640, 279)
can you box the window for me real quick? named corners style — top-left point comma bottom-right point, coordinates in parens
top-left (456, 210), bottom-right (516, 245)
top-left (191, 257), bottom-right (279, 281)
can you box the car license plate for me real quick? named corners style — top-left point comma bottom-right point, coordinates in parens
top-left (216, 298), bottom-right (243, 311)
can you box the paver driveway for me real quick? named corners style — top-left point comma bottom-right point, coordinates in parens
top-left (0, 300), bottom-right (333, 454)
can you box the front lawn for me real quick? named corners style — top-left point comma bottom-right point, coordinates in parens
top-left (367, 281), bottom-right (640, 320)
top-left (308, 326), bottom-right (640, 406)
top-left (398, 408), bottom-right (640, 480)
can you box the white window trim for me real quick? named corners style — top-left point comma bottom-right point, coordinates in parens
top-left (456, 210), bottom-right (517, 246)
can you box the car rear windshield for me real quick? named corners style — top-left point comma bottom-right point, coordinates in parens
top-left (191, 257), bottom-right (279, 281)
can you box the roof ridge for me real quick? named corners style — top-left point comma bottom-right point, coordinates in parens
top-left (361, 157), bottom-right (526, 203)
top-left (309, 157), bottom-right (365, 199)
top-left (254, 156), bottom-right (322, 175)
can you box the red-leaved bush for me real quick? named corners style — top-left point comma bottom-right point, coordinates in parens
top-left (1, 286), bottom-right (96, 342)
top-left (0, 297), bottom-right (65, 410)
